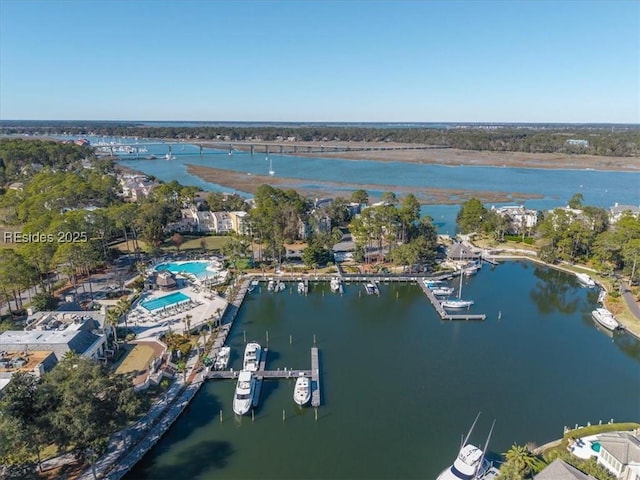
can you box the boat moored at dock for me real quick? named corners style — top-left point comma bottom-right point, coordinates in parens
top-left (214, 346), bottom-right (230, 370)
top-left (437, 413), bottom-right (498, 480)
top-left (233, 370), bottom-right (256, 415)
top-left (293, 373), bottom-right (311, 406)
top-left (592, 308), bottom-right (620, 331)
top-left (364, 282), bottom-right (379, 295)
top-left (243, 342), bottom-right (262, 371)
top-left (576, 273), bottom-right (597, 287)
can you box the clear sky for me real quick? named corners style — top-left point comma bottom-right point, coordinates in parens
top-left (1, 0), bottom-right (638, 123)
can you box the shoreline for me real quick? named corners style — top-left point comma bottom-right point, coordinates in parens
top-left (184, 163), bottom-right (544, 205)
top-left (197, 141), bottom-right (640, 172)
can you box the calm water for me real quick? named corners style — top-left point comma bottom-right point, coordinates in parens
top-left (128, 262), bottom-right (640, 479)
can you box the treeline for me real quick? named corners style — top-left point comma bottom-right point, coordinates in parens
top-left (456, 195), bottom-right (640, 282)
top-left (3, 123), bottom-right (639, 157)
top-left (0, 138), bottom-right (95, 185)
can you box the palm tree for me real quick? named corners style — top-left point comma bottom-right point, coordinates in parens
top-left (184, 314), bottom-right (192, 335)
top-left (503, 444), bottom-right (546, 478)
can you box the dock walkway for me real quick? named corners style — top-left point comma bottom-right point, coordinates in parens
top-left (418, 277), bottom-right (487, 321)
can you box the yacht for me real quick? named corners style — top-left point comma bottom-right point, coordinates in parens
top-left (233, 370), bottom-right (256, 416)
top-left (293, 373), bottom-right (311, 406)
top-left (592, 308), bottom-right (620, 331)
top-left (214, 346), bottom-right (230, 370)
top-left (576, 273), bottom-right (596, 287)
top-left (364, 282), bottom-right (379, 295)
top-left (243, 342), bottom-right (262, 372)
top-left (437, 414), bottom-right (499, 480)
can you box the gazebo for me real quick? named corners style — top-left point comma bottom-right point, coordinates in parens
top-left (156, 271), bottom-right (177, 291)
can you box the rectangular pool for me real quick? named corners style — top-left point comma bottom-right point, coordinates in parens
top-left (140, 291), bottom-right (190, 311)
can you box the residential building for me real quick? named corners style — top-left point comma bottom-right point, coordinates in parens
top-left (609, 203), bottom-right (640, 225)
top-left (447, 242), bottom-right (481, 261)
top-left (491, 205), bottom-right (538, 234)
top-left (213, 211), bottom-right (234, 233)
top-left (229, 210), bottom-right (251, 235)
top-left (597, 431), bottom-right (640, 479)
top-left (567, 139), bottom-right (589, 148)
top-left (534, 459), bottom-right (596, 480)
top-left (0, 312), bottom-right (108, 362)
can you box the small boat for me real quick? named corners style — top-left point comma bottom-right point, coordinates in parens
top-left (297, 281), bottom-right (306, 294)
top-left (592, 308), bottom-right (620, 331)
top-left (267, 279), bottom-right (275, 292)
top-left (442, 272), bottom-right (474, 309)
top-left (214, 346), bottom-right (230, 370)
top-left (464, 265), bottom-right (481, 276)
top-left (243, 342), bottom-right (262, 372)
top-left (293, 373), bottom-right (311, 406)
top-left (364, 282), bottom-right (379, 295)
top-left (268, 156), bottom-right (275, 176)
top-left (330, 277), bottom-right (342, 293)
top-left (233, 370), bottom-right (256, 416)
top-left (275, 280), bottom-right (286, 292)
top-left (437, 413), bottom-right (499, 480)
top-left (576, 273), bottom-right (596, 287)
top-left (432, 286), bottom-right (455, 296)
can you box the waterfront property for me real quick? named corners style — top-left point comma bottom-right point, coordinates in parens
top-left (140, 291), bottom-right (191, 312)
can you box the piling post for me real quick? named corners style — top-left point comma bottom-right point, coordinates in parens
top-left (313, 334), bottom-right (316, 346)
top-left (220, 409), bottom-right (223, 423)
top-left (282, 409), bottom-right (286, 422)
top-left (266, 330), bottom-right (269, 345)
top-left (314, 407), bottom-right (318, 422)
top-left (290, 334), bottom-right (293, 345)
top-left (243, 330), bottom-right (246, 343)
top-left (252, 409), bottom-right (255, 422)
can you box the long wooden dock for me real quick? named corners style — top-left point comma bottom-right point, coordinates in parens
top-left (205, 347), bottom-right (321, 408)
top-left (311, 347), bottom-right (320, 407)
top-left (418, 278), bottom-right (486, 321)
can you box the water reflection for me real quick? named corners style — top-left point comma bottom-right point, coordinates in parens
top-left (530, 266), bottom-right (580, 315)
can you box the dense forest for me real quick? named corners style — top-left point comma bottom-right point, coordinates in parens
top-left (2, 122), bottom-right (639, 157)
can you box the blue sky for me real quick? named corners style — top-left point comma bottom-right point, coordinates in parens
top-left (1, 0), bottom-right (638, 123)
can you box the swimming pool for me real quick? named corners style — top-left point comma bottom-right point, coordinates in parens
top-left (155, 261), bottom-right (215, 279)
top-left (591, 441), bottom-right (601, 452)
top-left (140, 291), bottom-right (190, 311)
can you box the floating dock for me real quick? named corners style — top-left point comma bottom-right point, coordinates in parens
top-left (418, 278), bottom-right (486, 321)
top-left (311, 347), bottom-right (320, 407)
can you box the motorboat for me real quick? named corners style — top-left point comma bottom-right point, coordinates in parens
top-left (293, 373), bottom-right (311, 406)
top-left (576, 273), bottom-right (596, 287)
top-left (437, 413), bottom-right (499, 480)
top-left (298, 281), bottom-right (306, 294)
top-left (267, 279), bottom-right (275, 292)
top-left (330, 277), bottom-right (342, 293)
top-left (214, 346), bottom-right (230, 370)
top-left (364, 282), bottom-right (379, 295)
top-left (275, 280), bottom-right (286, 292)
top-left (243, 342), bottom-right (262, 372)
top-left (592, 308), bottom-right (620, 331)
top-left (233, 370), bottom-right (255, 416)
top-left (432, 286), bottom-right (455, 296)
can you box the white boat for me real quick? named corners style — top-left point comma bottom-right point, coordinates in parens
top-left (330, 277), bottom-right (342, 293)
top-left (437, 413), bottom-right (499, 480)
top-left (364, 282), bottom-right (379, 295)
top-left (243, 342), bottom-right (262, 372)
top-left (233, 370), bottom-right (256, 416)
top-left (576, 273), bottom-right (596, 287)
top-left (165, 145), bottom-right (176, 160)
top-left (442, 272), bottom-right (474, 309)
top-left (293, 373), bottom-right (311, 406)
top-left (592, 308), bottom-right (620, 331)
top-left (268, 156), bottom-right (275, 176)
top-left (214, 346), bottom-right (230, 370)
top-left (267, 279), bottom-right (275, 291)
top-left (297, 281), bottom-right (306, 294)
top-left (275, 280), bottom-right (286, 292)
top-left (432, 286), bottom-right (455, 296)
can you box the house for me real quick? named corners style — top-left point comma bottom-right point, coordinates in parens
top-left (534, 459), bottom-right (596, 479)
top-left (596, 431), bottom-right (640, 479)
top-left (491, 205), bottom-right (538, 234)
top-left (0, 350), bottom-right (58, 397)
top-left (447, 242), bottom-right (481, 261)
top-left (566, 139), bottom-right (589, 148)
top-left (609, 203), bottom-right (640, 225)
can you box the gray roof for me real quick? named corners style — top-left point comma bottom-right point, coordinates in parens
top-left (447, 242), bottom-right (481, 260)
top-left (534, 459), bottom-right (596, 480)
top-left (598, 432), bottom-right (640, 463)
